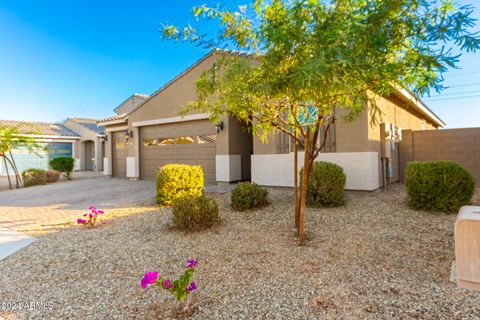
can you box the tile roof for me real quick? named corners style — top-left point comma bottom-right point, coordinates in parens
top-left (69, 118), bottom-right (105, 134)
top-left (97, 113), bottom-right (128, 124)
top-left (0, 120), bottom-right (80, 137)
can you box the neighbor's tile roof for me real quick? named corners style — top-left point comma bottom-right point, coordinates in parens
top-left (0, 120), bottom-right (80, 137)
top-left (69, 118), bottom-right (105, 134)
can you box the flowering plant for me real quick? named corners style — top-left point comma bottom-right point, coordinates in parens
top-left (141, 259), bottom-right (198, 308)
top-left (77, 206), bottom-right (105, 227)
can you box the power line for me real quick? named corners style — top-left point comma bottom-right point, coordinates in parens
top-left (444, 71), bottom-right (480, 78)
top-left (425, 94), bottom-right (480, 102)
top-left (447, 82), bottom-right (480, 88)
top-left (426, 89), bottom-right (480, 98)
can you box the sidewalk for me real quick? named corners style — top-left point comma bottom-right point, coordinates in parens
top-left (0, 226), bottom-right (36, 261)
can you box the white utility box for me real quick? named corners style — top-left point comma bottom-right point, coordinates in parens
top-left (455, 206), bottom-right (480, 291)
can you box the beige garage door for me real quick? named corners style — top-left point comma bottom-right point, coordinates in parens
top-left (112, 131), bottom-right (127, 177)
top-left (140, 120), bottom-right (216, 181)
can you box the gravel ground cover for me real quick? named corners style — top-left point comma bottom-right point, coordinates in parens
top-left (1, 185), bottom-right (479, 319)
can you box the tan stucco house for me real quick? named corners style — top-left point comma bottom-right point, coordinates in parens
top-left (0, 118), bottom-right (105, 176)
top-left (98, 51), bottom-right (445, 191)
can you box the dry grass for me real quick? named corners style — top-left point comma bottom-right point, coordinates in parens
top-left (1, 184), bottom-right (479, 319)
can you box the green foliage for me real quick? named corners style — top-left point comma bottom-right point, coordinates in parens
top-left (161, 0), bottom-right (480, 141)
top-left (46, 170), bottom-right (60, 183)
top-left (231, 182), bottom-right (270, 211)
top-left (301, 161), bottom-right (346, 207)
top-left (172, 195), bottom-right (220, 230)
top-left (49, 157), bottom-right (74, 180)
top-left (22, 169), bottom-right (47, 187)
top-left (156, 164), bottom-right (205, 205)
top-left (405, 161), bottom-right (475, 213)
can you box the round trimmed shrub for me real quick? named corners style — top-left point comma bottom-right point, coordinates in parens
top-left (156, 164), bottom-right (204, 205)
top-left (172, 195), bottom-right (220, 230)
top-left (406, 161), bottom-right (475, 213)
top-left (231, 182), bottom-right (269, 211)
top-left (301, 161), bottom-right (346, 207)
top-left (46, 170), bottom-right (60, 183)
top-left (49, 157), bottom-right (74, 180)
top-left (22, 169), bottom-right (48, 187)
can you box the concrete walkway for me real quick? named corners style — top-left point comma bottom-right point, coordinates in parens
top-left (0, 226), bottom-right (36, 261)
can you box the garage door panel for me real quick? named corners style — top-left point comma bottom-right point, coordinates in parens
top-left (140, 120), bottom-right (216, 181)
top-left (112, 131), bottom-right (127, 177)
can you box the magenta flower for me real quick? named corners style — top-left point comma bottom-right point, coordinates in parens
top-left (141, 271), bottom-right (158, 289)
top-left (186, 281), bottom-right (197, 292)
top-left (88, 205), bottom-right (96, 211)
top-left (186, 259), bottom-right (198, 269)
top-left (163, 279), bottom-right (174, 289)
top-left (97, 210), bottom-right (104, 214)
top-left (77, 218), bottom-right (85, 224)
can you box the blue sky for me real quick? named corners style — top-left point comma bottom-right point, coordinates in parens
top-left (0, 0), bottom-right (479, 129)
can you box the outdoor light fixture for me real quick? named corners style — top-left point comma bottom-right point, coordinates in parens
top-left (215, 121), bottom-right (224, 134)
top-left (97, 134), bottom-right (107, 143)
top-left (125, 129), bottom-right (133, 141)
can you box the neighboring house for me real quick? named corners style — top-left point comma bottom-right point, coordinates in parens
top-left (62, 118), bottom-right (106, 171)
top-left (0, 120), bottom-right (81, 175)
top-left (0, 118), bottom-right (106, 175)
top-left (98, 51), bottom-right (445, 191)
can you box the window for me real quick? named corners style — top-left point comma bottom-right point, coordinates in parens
top-left (143, 138), bottom-right (157, 147)
top-left (175, 136), bottom-right (194, 144)
top-left (158, 137), bottom-right (174, 146)
top-left (115, 141), bottom-right (126, 149)
top-left (196, 134), bottom-right (216, 144)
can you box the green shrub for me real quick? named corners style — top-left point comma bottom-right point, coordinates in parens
top-left (405, 161), bottom-right (475, 213)
top-left (22, 169), bottom-right (47, 187)
top-left (46, 170), bottom-right (60, 183)
top-left (301, 161), bottom-right (346, 207)
top-left (156, 164), bottom-right (204, 205)
top-left (49, 157), bottom-right (74, 180)
top-left (231, 182), bottom-right (269, 211)
top-left (172, 195), bottom-right (220, 230)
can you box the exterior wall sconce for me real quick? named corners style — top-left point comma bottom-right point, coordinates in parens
top-left (125, 129), bottom-right (133, 141)
top-left (215, 121), bottom-right (224, 134)
top-left (97, 134), bottom-right (107, 143)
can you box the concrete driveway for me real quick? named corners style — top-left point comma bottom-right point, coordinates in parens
top-left (0, 173), bottom-right (155, 230)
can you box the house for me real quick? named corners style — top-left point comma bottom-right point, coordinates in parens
top-left (98, 51), bottom-right (445, 191)
top-left (0, 120), bottom-right (81, 175)
top-left (0, 118), bottom-right (105, 175)
top-left (62, 118), bottom-right (106, 171)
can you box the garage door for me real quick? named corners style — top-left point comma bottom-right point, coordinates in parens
top-left (112, 131), bottom-right (127, 177)
top-left (140, 120), bottom-right (216, 181)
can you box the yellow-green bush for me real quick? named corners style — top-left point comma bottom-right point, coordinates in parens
top-left (156, 164), bottom-right (204, 205)
top-left (22, 168), bottom-right (48, 187)
top-left (406, 161), bottom-right (475, 213)
top-left (172, 195), bottom-right (220, 230)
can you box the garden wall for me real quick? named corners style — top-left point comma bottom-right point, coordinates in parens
top-left (399, 128), bottom-right (480, 185)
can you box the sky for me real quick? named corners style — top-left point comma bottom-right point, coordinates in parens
top-left (0, 0), bottom-right (479, 129)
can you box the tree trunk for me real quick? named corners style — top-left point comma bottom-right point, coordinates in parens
top-left (2, 155), bottom-right (12, 190)
top-left (294, 121), bottom-right (299, 230)
top-left (298, 131), bottom-right (312, 245)
top-left (8, 150), bottom-right (21, 188)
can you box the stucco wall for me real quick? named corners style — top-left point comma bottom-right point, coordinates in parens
top-left (251, 151), bottom-right (380, 190)
top-left (367, 93), bottom-right (438, 186)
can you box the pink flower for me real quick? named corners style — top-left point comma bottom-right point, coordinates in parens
top-left (141, 271), bottom-right (158, 289)
top-left (89, 213), bottom-right (93, 218)
top-left (186, 259), bottom-right (198, 269)
top-left (163, 279), bottom-right (174, 289)
top-left (88, 205), bottom-right (96, 211)
top-left (186, 281), bottom-right (197, 292)
top-left (97, 210), bottom-right (104, 214)
top-left (77, 219), bottom-right (85, 224)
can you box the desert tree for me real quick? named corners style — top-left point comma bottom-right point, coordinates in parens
top-left (161, 0), bottom-right (480, 244)
top-left (0, 127), bottom-right (41, 189)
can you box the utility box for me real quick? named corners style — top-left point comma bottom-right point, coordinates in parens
top-left (455, 206), bottom-right (480, 291)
